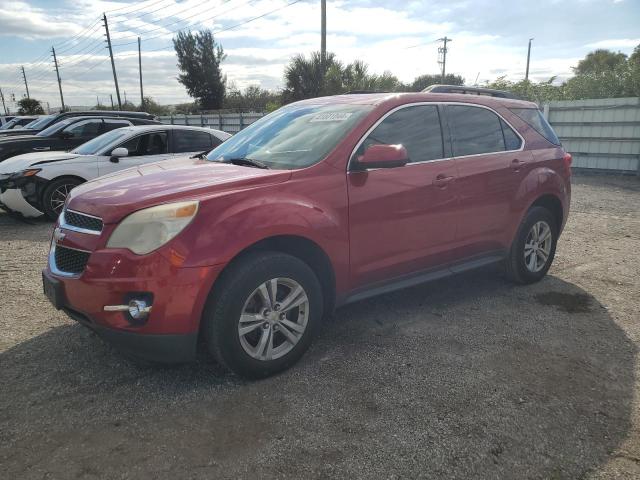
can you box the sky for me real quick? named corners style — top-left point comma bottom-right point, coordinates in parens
top-left (0, 0), bottom-right (638, 111)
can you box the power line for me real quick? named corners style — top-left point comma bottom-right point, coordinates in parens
top-left (115, 0), bottom-right (303, 52)
top-left (108, 0), bottom-right (174, 18)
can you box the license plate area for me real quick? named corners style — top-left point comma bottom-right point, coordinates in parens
top-left (42, 271), bottom-right (65, 310)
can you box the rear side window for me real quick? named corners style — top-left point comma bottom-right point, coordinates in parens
top-left (500, 119), bottom-right (522, 150)
top-left (103, 120), bottom-right (132, 132)
top-left (173, 130), bottom-right (212, 153)
top-left (359, 105), bottom-right (444, 163)
top-left (509, 108), bottom-right (560, 145)
top-left (447, 105), bottom-right (505, 156)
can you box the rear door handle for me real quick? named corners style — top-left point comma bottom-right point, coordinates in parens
top-left (511, 158), bottom-right (526, 171)
top-left (433, 174), bottom-right (455, 188)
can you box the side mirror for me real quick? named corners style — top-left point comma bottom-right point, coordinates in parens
top-left (110, 147), bottom-right (128, 163)
top-left (59, 130), bottom-right (72, 139)
top-left (355, 144), bottom-right (409, 170)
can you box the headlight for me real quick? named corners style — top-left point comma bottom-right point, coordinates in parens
top-left (10, 168), bottom-right (41, 179)
top-left (106, 201), bottom-right (199, 255)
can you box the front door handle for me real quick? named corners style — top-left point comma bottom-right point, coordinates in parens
top-left (32, 147), bottom-right (51, 151)
top-left (433, 174), bottom-right (455, 188)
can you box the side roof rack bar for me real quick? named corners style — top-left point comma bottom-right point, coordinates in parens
top-left (422, 84), bottom-right (520, 99)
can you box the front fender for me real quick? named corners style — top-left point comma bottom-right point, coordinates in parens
top-left (163, 180), bottom-right (349, 292)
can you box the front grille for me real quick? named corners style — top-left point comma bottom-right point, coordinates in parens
top-left (63, 210), bottom-right (103, 233)
top-left (54, 245), bottom-right (90, 275)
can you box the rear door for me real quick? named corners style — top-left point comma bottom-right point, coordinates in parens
top-left (170, 129), bottom-right (215, 157)
top-left (348, 104), bottom-right (458, 288)
top-left (445, 104), bottom-right (527, 257)
top-left (97, 131), bottom-right (170, 176)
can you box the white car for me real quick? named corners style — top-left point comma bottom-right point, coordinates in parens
top-left (0, 125), bottom-right (231, 220)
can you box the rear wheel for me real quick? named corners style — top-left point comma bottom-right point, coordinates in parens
top-left (42, 177), bottom-right (83, 221)
top-left (203, 252), bottom-right (323, 379)
top-left (504, 206), bottom-right (558, 284)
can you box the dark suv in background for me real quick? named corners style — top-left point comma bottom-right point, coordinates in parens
top-left (0, 115), bottom-right (160, 161)
top-left (0, 110), bottom-right (156, 138)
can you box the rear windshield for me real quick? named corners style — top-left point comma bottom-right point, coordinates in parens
top-left (509, 108), bottom-right (560, 145)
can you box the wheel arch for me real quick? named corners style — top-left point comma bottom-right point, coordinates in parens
top-left (528, 194), bottom-right (563, 231)
top-left (209, 234), bottom-right (337, 318)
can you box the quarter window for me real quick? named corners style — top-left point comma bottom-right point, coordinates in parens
top-left (173, 130), bottom-right (213, 153)
top-left (358, 105), bottom-right (443, 163)
top-left (447, 105), bottom-right (506, 156)
top-left (509, 107), bottom-right (560, 145)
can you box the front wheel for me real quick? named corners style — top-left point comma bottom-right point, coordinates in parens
top-left (203, 252), bottom-right (323, 379)
top-left (504, 206), bottom-right (558, 284)
top-left (42, 177), bottom-right (83, 221)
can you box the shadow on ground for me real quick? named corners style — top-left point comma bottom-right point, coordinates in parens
top-left (0, 270), bottom-right (635, 479)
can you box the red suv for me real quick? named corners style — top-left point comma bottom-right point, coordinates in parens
top-left (43, 91), bottom-right (571, 378)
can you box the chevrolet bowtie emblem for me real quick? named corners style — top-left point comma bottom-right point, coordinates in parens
top-left (53, 227), bottom-right (66, 244)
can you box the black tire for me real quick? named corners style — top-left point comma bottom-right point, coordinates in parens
top-left (504, 206), bottom-right (558, 284)
top-left (203, 251), bottom-right (323, 379)
top-left (42, 177), bottom-right (83, 221)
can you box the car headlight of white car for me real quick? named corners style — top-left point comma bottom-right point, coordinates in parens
top-left (10, 168), bottom-right (41, 179)
top-left (106, 201), bottom-right (199, 255)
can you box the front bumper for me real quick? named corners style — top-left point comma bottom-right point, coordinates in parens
top-left (44, 233), bottom-right (223, 363)
top-left (0, 188), bottom-right (43, 217)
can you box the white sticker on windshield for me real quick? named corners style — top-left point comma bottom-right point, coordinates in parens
top-left (309, 112), bottom-right (353, 122)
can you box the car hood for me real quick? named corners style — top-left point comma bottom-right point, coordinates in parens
top-left (67, 157), bottom-right (292, 224)
top-left (0, 129), bottom-right (38, 137)
top-left (0, 151), bottom-right (81, 174)
top-left (0, 134), bottom-right (43, 144)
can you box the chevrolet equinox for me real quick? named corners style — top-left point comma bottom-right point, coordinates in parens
top-left (43, 91), bottom-right (571, 378)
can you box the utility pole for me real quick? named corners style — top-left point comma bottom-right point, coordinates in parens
top-left (51, 47), bottom-right (65, 111)
top-left (103, 13), bottom-right (122, 109)
top-left (124, 91), bottom-right (127, 104)
top-left (110, 94), bottom-right (115, 109)
top-left (138, 37), bottom-right (144, 107)
top-left (0, 87), bottom-right (7, 115)
top-left (320, 0), bottom-right (326, 71)
top-left (525, 38), bottom-right (534, 81)
top-left (21, 66), bottom-right (30, 99)
top-left (437, 37), bottom-right (451, 84)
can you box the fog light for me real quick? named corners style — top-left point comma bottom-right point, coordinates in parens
top-left (128, 299), bottom-right (151, 320)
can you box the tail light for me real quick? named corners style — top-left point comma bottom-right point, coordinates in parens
top-left (563, 152), bottom-right (572, 175)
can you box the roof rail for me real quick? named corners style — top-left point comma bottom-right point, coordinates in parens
top-left (422, 84), bottom-right (520, 99)
top-left (344, 90), bottom-right (390, 94)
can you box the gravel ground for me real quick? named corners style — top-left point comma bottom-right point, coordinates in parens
top-left (0, 173), bottom-right (639, 479)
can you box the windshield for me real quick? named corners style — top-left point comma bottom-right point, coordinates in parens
top-left (25, 114), bottom-right (54, 130)
top-left (72, 128), bottom-right (131, 155)
top-left (0, 118), bottom-right (20, 130)
top-left (206, 103), bottom-right (372, 169)
top-left (37, 118), bottom-right (74, 137)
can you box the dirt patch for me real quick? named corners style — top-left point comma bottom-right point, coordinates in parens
top-left (534, 292), bottom-right (593, 313)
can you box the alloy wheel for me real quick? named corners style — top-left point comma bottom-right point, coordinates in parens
top-left (50, 184), bottom-right (73, 215)
top-left (238, 277), bottom-right (309, 361)
top-left (524, 220), bottom-right (552, 273)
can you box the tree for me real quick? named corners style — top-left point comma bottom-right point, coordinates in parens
top-left (173, 29), bottom-right (226, 110)
top-left (141, 97), bottom-right (170, 116)
top-left (573, 49), bottom-right (627, 75)
top-left (409, 73), bottom-right (464, 91)
top-left (224, 84), bottom-right (282, 111)
top-left (17, 98), bottom-right (45, 115)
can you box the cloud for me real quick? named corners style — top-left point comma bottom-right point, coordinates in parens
top-left (0, 1), bottom-right (82, 39)
top-left (585, 38), bottom-right (640, 49)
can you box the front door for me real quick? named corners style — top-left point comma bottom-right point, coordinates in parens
top-left (347, 104), bottom-right (458, 289)
top-left (98, 131), bottom-right (170, 176)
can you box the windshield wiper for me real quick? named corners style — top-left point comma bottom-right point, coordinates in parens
top-left (224, 157), bottom-right (269, 169)
top-left (190, 150), bottom-right (209, 159)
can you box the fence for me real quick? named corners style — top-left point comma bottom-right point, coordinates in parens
top-left (544, 97), bottom-right (640, 174)
top-left (157, 112), bottom-right (265, 134)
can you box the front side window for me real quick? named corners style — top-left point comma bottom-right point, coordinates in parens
top-left (63, 119), bottom-right (103, 138)
top-left (356, 105), bottom-right (444, 163)
top-left (118, 132), bottom-right (168, 156)
top-left (173, 130), bottom-right (212, 153)
top-left (206, 104), bottom-right (373, 170)
top-left (447, 105), bottom-right (506, 156)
